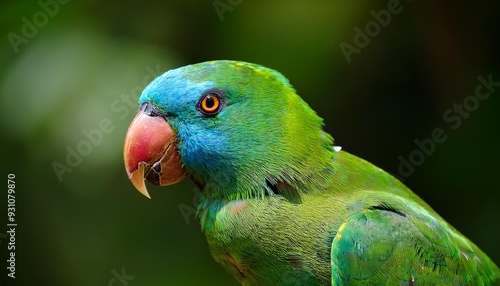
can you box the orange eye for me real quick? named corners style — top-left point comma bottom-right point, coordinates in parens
top-left (198, 90), bottom-right (225, 116)
top-left (201, 94), bottom-right (220, 112)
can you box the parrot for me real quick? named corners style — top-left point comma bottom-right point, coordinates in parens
top-left (123, 60), bottom-right (500, 285)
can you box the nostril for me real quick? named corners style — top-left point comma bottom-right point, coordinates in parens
top-left (140, 101), bottom-right (162, 117)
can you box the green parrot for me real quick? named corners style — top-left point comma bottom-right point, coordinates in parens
top-left (123, 60), bottom-right (499, 285)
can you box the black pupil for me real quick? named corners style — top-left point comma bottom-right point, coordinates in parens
top-left (205, 95), bottom-right (215, 109)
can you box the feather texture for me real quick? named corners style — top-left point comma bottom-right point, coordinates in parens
top-left (136, 60), bottom-right (500, 285)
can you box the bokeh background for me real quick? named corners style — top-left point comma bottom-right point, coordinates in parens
top-left (1, 0), bottom-right (499, 285)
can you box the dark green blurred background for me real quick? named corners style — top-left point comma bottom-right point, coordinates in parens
top-left (1, 0), bottom-right (499, 285)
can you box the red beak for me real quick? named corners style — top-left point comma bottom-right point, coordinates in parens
top-left (123, 111), bottom-right (186, 198)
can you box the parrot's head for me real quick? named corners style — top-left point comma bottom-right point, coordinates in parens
top-left (124, 60), bottom-right (334, 199)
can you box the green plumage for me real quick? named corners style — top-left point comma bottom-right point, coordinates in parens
top-left (138, 61), bottom-right (500, 285)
